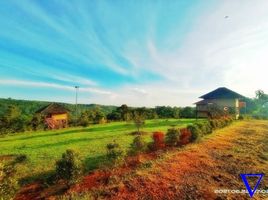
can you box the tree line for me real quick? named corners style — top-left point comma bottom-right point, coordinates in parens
top-left (0, 89), bottom-right (267, 134)
top-left (0, 98), bottom-right (196, 134)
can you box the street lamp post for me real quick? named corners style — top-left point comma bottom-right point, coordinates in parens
top-left (75, 86), bottom-right (79, 126)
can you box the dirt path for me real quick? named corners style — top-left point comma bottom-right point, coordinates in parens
top-left (95, 120), bottom-right (268, 200)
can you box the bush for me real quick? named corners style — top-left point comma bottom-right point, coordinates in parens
top-left (209, 117), bottom-right (234, 130)
top-left (209, 120), bottom-right (217, 129)
top-left (217, 119), bottom-right (223, 127)
top-left (216, 119), bottom-right (225, 128)
top-left (130, 135), bottom-right (146, 155)
top-left (195, 122), bottom-right (206, 136)
top-left (148, 132), bottom-right (165, 151)
top-left (226, 117), bottom-right (234, 124)
top-left (221, 119), bottom-right (227, 127)
top-left (221, 118), bottom-right (231, 127)
top-left (252, 114), bottom-right (268, 120)
top-left (165, 128), bottom-right (180, 147)
top-left (201, 121), bottom-right (213, 134)
top-left (187, 124), bottom-right (201, 142)
top-left (252, 115), bottom-right (261, 119)
top-left (106, 141), bottom-right (124, 165)
top-left (179, 128), bottom-right (191, 145)
top-left (55, 149), bottom-right (81, 184)
top-left (79, 118), bottom-right (90, 127)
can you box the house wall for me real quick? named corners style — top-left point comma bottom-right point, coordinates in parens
top-left (196, 98), bottom-right (240, 119)
top-left (196, 104), bottom-right (208, 111)
top-left (212, 98), bottom-right (239, 119)
top-left (197, 111), bottom-right (209, 118)
top-left (209, 98), bottom-right (237, 107)
top-left (51, 113), bottom-right (68, 121)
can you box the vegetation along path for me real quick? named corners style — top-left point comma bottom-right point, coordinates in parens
top-left (75, 120), bottom-right (268, 200)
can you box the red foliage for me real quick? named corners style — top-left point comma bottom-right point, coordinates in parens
top-left (152, 131), bottom-right (165, 150)
top-left (179, 128), bottom-right (192, 145)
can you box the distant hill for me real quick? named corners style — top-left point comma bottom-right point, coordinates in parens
top-left (0, 98), bottom-right (117, 116)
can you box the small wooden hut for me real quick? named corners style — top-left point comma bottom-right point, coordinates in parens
top-left (36, 103), bottom-right (69, 129)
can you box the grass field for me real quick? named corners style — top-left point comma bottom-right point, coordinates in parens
top-left (0, 118), bottom-right (196, 184)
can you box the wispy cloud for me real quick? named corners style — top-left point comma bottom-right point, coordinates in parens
top-left (123, 1), bottom-right (268, 99)
top-left (0, 1), bottom-right (268, 106)
top-left (0, 79), bottom-right (112, 95)
top-left (50, 74), bottom-right (98, 86)
top-left (132, 88), bottom-right (148, 95)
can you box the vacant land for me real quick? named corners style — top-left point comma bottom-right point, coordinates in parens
top-left (61, 120), bottom-right (268, 200)
top-left (3, 119), bottom-right (268, 200)
top-left (104, 120), bottom-right (268, 200)
top-left (0, 118), bottom-right (195, 184)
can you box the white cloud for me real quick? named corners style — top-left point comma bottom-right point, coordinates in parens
top-left (132, 88), bottom-right (148, 95)
top-left (50, 74), bottom-right (98, 86)
top-left (120, 0), bottom-right (268, 105)
top-left (0, 79), bottom-right (112, 95)
top-left (89, 83), bottom-right (208, 107)
top-left (2, 1), bottom-right (268, 106)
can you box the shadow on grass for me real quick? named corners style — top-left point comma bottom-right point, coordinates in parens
top-left (83, 154), bottom-right (108, 172)
top-left (144, 119), bottom-right (195, 129)
top-left (0, 119), bottom-right (195, 143)
top-left (27, 134), bottom-right (117, 149)
top-left (18, 154), bottom-right (108, 186)
top-left (0, 123), bottom-right (132, 143)
top-left (19, 170), bottom-right (56, 186)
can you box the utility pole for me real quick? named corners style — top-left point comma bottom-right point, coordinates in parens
top-left (75, 86), bottom-right (79, 126)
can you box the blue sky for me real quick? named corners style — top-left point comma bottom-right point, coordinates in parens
top-left (0, 0), bottom-right (267, 106)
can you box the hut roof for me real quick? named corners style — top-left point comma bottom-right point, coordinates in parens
top-left (199, 87), bottom-right (244, 99)
top-left (194, 99), bottom-right (213, 105)
top-left (36, 103), bottom-right (69, 115)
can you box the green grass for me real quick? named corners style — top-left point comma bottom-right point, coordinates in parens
top-left (0, 118), bottom-right (197, 184)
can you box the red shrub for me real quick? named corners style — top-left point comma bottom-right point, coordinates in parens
top-left (179, 128), bottom-right (192, 145)
top-left (152, 131), bottom-right (165, 150)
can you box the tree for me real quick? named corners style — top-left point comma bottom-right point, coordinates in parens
top-left (78, 111), bottom-right (90, 127)
top-left (240, 97), bottom-right (257, 114)
top-left (94, 109), bottom-right (105, 124)
top-left (132, 110), bottom-right (145, 134)
top-left (107, 110), bottom-right (121, 121)
top-left (256, 90), bottom-right (265, 100)
top-left (155, 106), bottom-right (176, 118)
top-left (180, 107), bottom-right (195, 118)
top-left (173, 107), bottom-right (180, 118)
top-left (4, 105), bottom-right (20, 124)
top-left (116, 104), bottom-right (130, 121)
top-left (0, 105), bottom-right (26, 134)
top-left (253, 90), bottom-right (268, 118)
top-left (255, 90), bottom-right (268, 104)
top-left (31, 113), bottom-right (44, 130)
